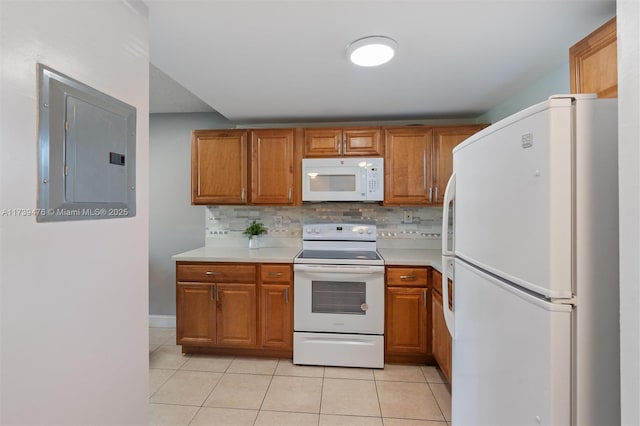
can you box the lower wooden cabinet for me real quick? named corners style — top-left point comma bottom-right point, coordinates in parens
top-left (385, 266), bottom-right (430, 364)
top-left (260, 264), bottom-right (293, 350)
top-left (176, 283), bottom-right (217, 346)
top-left (431, 269), bottom-right (452, 383)
top-left (176, 262), bottom-right (292, 357)
top-left (260, 284), bottom-right (292, 349)
top-left (217, 283), bottom-right (257, 347)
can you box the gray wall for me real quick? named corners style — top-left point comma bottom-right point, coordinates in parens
top-left (149, 112), bottom-right (234, 316)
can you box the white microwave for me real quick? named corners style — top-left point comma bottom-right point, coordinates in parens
top-left (302, 157), bottom-right (384, 202)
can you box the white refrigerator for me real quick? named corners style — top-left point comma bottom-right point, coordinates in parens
top-left (441, 94), bottom-right (620, 425)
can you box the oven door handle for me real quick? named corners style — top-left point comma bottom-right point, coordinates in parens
top-left (294, 264), bottom-right (384, 274)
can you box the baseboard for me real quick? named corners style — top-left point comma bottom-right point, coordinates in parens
top-left (149, 315), bottom-right (176, 328)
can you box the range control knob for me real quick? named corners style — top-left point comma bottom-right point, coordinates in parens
top-left (314, 227), bottom-right (320, 234)
top-left (359, 229), bottom-right (364, 234)
top-left (367, 229), bottom-right (372, 234)
top-left (306, 228), bottom-right (312, 233)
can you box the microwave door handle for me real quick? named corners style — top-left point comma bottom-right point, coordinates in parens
top-left (361, 167), bottom-right (367, 197)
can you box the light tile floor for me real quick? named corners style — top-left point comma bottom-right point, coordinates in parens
top-left (149, 328), bottom-right (451, 426)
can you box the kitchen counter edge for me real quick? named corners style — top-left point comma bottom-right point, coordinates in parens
top-left (172, 247), bottom-right (444, 272)
top-left (172, 247), bottom-right (302, 263)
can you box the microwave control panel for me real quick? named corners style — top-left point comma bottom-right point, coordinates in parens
top-left (366, 162), bottom-right (384, 200)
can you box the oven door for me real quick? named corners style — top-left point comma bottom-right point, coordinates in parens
top-left (294, 264), bottom-right (384, 334)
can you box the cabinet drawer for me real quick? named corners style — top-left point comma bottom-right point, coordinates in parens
top-left (386, 267), bottom-right (428, 287)
top-left (177, 263), bottom-right (257, 283)
top-left (261, 264), bottom-right (291, 283)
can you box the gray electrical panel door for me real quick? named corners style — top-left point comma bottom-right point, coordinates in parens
top-left (37, 64), bottom-right (136, 221)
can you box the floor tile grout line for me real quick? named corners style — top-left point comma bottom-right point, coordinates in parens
top-left (373, 370), bottom-right (384, 420)
top-left (252, 361), bottom-right (277, 426)
top-left (426, 381), bottom-right (448, 422)
top-left (148, 367), bottom-right (180, 399)
top-left (318, 371), bottom-right (325, 425)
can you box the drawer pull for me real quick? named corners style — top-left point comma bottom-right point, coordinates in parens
top-left (400, 274), bottom-right (417, 279)
top-left (268, 272), bottom-right (284, 277)
top-left (206, 271), bottom-right (222, 276)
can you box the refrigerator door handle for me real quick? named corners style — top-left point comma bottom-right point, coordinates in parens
top-left (441, 256), bottom-right (455, 338)
top-left (442, 173), bottom-right (456, 256)
top-left (441, 172), bottom-right (456, 338)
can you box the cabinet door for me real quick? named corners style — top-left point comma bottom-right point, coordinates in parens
top-left (191, 130), bottom-right (248, 205)
top-left (433, 126), bottom-right (485, 204)
top-left (570, 17), bottom-right (617, 98)
top-left (260, 284), bottom-right (292, 350)
top-left (432, 285), bottom-right (452, 383)
top-left (216, 283), bottom-right (257, 347)
top-left (177, 283), bottom-right (216, 346)
top-left (303, 128), bottom-right (342, 157)
top-left (343, 127), bottom-right (382, 157)
top-left (385, 286), bottom-right (429, 355)
top-left (250, 129), bottom-right (295, 205)
top-left (384, 128), bottom-right (433, 205)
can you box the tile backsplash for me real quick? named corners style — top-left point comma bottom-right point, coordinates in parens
top-left (205, 204), bottom-right (443, 249)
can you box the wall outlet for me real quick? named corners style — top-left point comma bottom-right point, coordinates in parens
top-left (403, 211), bottom-right (413, 223)
top-left (274, 215), bottom-right (283, 228)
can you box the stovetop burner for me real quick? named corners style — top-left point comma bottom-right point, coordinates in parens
top-left (297, 250), bottom-right (381, 261)
top-left (294, 223), bottom-right (384, 265)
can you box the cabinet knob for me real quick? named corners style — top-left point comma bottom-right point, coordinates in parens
top-left (400, 274), bottom-right (417, 279)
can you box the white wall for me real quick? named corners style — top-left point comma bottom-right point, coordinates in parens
top-left (149, 112), bottom-right (234, 318)
top-left (618, 1), bottom-right (640, 424)
top-left (475, 62), bottom-right (570, 123)
top-left (0, 1), bottom-right (149, 424)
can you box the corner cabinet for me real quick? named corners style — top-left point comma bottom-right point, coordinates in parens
top-left (191, 130), bottom-right (248, 205)
top-left (176, 262), bottom-right (293, 357)
top-left (431, 268), bottom-right (452, 383)
top-left (570, 16), bottom-right (617, 98)
top-left (303, 127), bottom-right (383, 157)
top-left (432, 125), bottom-right (487, 204)
top-left (385, 266), bottom-right (430, 364)
top-left (384, 125), bottom-right (485, 206)
top-left (250, 129), bottom-right (297, 205)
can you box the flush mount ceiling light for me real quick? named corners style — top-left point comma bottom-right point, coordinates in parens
top-left (346, 36), bottom-right (397, 67)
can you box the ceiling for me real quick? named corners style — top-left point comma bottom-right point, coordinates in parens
top-left (148, 0), bottom-right (615, 124)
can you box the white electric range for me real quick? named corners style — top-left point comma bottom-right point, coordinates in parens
top-left (293, 223), bottom-right (384, 368)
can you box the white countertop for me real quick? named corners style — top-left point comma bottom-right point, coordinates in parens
top-left (172, 246), bottom-right (301, 263)
top-left (173, 246), bottom-right (445, 272)
top-left (377, 248), bottom-right (443, 272)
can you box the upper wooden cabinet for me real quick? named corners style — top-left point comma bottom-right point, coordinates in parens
top-left (384, 125), bottom-right (485, 206)
top-left (433, 126), bottom-right (486, 204)
top-left (570, 16), bottom-right (617, 98)
top-left (192, 128), bottom-right (300, 206)
top-left (384, 127), bottom-right (434, 205)
top-left (192, 130), bottom-right (248, 205)
top-left (304, 127), bottom-right (382, 157)
top-left (250, 129), bottom-right (296, 205)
